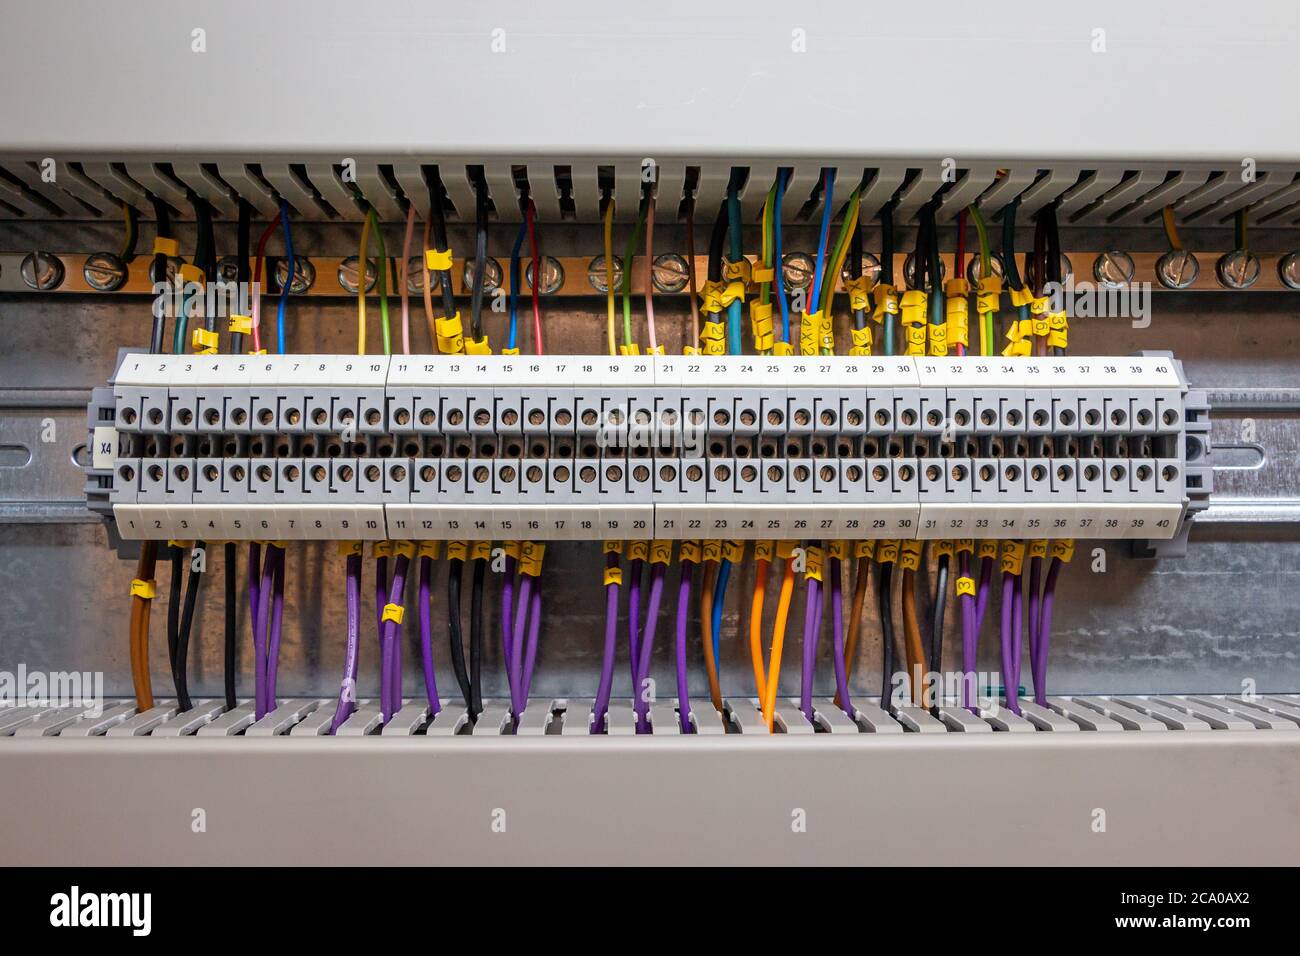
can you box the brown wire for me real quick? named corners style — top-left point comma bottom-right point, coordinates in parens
top-left (129, 540), bottom-right (158, 710)
top-left (836, 555), bottom-right (872, 707)
top-left (901, 567), bottom-right (926, 704)
top-left (699, 561), bottom-right (723, 712)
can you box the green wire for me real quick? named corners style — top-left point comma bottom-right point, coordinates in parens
top-left (172, 292), bottom-right (189, 354)
top-left (368, 208), bottom-right (391, 355)
top-left (969, 204), bottom-right (995, 356)
top-left (621, 197), bottom-right (647, 348)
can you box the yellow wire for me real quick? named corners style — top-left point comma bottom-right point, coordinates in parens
top-left (1161, 206), bottom-right (1183, 251)
top-left (762, 558), bottom-right (796, 732)
top-left (357, 213), bottom-right (371, 355)
top-left (604, 199), bottom-right (616, 356)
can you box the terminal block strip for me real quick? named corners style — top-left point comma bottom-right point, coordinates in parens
top-left (87, 352), bottom-right (1210, 543)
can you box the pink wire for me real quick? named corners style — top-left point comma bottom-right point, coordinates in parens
top-left (399, 204), bottom-right (416, 355)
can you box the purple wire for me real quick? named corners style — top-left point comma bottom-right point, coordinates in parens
top-left (247, 541), bottom-right (262, 648)
top-left (799, 576), bottom-right (823, 722)
top-left (251, 546), bottom-right (275, 718)
top-left (501, 555), bottom-right (517, 682)
top-left (1007, 572), bottom-right (1025, 715)
top-left (592, 552), bottom-right (621, 733)
top-left (329, 553), bottom-right (362, 733)
top-left (510, 573), bottom-right (533, 718)
top-left (634, 562), bottom-right (666, 732)
top-left (265, 546), bottom-right (286, 714)
top-left (998, 572), bottom-right (1019, 715)
top-left (1027, 555), bottom-right (1042, 702)
top-left (417, 555), bottom-right (440, 716)
top-left (1034, 557), bottom-right (1062, 705)
top-left (828, 558), bottom-right (852, 718)
top-left (627, 558), bottom-right (643, 691)
top-left (521, 573), bottom-right (543, 702)
top-left (380, 554), bottom-right (410, 722)
top-left (974, 555), bottom-right (993, 633)
top-left (959, 553), bottom-right (978, 712)
top-left (374, 554), bottom-right (388, 640)
top-left (675, 561), bottom-right (694, 733)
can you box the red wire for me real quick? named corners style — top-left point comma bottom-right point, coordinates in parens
top-left (251, 214), bottom-right (281, 354)
top-left (526, 199), bottom-right (543, 355)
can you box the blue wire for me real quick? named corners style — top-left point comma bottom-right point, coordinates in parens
top-left (712, 558), bottom-right (731, 668)
top-left (809, 169), bottom-right (836, 315)
top-left (774, 169), bottom-right (790, 344)
top-left (276, 200), bottom-right (294, 354)
top-left (725, 179), bottom-right (743, 354)
top-left (507, 221), bottom-right (527, 352)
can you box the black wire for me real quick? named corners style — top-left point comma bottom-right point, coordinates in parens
top-left (878, 561), bottom-right (896, 709)
top-left (924, 202), bottom-right (944, 327)
top-left (149, 197), bottom-right (172, 353)
top-left (427, 169), bottom-right (459, 319)
top-left (447, 558), bottom-right (471, 712)
top-left (1045, 203), bottom-right (1065, 357)
top-left (1002, 197), bottom-right (1024, 292)
top-left (469, 180), bottom-right (489, 341)
top-left (911, 206), bottom-right (929, 291)
top-left (122, 205), bottom-right (139, 263)
top-left (469, 557), bottom-right (486, 718)
top-left (1032, 210), bottom-right (1048, 297)
top-left (706, 199), bottom-right (729, 282)
top-left (223, 542), bottom-right (237, 709)
top-left (174, 544), bottom-right (203, 712)
top-left (167, 544), bottom-right (183, 681)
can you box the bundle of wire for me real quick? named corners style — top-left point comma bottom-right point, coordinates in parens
top-left (247, 542), bottom-right (286, 719)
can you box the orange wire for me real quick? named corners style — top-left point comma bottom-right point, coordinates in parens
top-left (129, 540), bottom-right (158, 710)
top-left (901, 568), bottom-right (926, 703)
top-left (762, 558), bottom-right (796, 732)
top-left (748, 557), bottom-right (769, 703)
top-left (700, 561), bottom-right (723, 712)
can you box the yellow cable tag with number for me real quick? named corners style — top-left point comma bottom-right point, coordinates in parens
top-left (678, 540), bottom-right (702, 563)
top-left (464, 336), bottom-right (491, 355)
top-left (649, 539), bottom-right (673, 565)
top-left (876, 540), bottom-right (900, 564)
top-left (775, 540), bottom-right (798, 560)
top-left (228, 314), bottom-right (253, 335)
top-left (872, 284), bottom-right (900, 323)
top-left (803, 545), bottom-right (824, 581)
top-left (1050, 539), bottom-right (1076, 563)
top-left (954, 538), bottom-right (975, 554)
top-left (702, 539), bottom-right (723, 563)
top-left (519, 541), bottom-right (546, 576)
top-left (722, 540), bottom-right (745, 563)
top-left (603, 565), bottom-right (623, 587)
top-left (603, 540), bottom-right (624, 555)
top-left (854, 540), bottom-right (876, 560)
top-left (753, 540), bottom-right (775, 561)
top-left (381, 603), bottom-right (405, 625)
top-left (445, 540), bottom-right (468, 561)
top-left (1000, 540), bottom-right (1026, 575)
top-left (932, 540), bottom-right (955, 559)
top-left (393, 540), bottom-right (417, 559)
top-left (418, 541), bottom-right (441, 560)
top-left (976, 275), bottom-right (1003, 314)
top-left (1028, 539), bottom-right (1049, 559)
top-left (627, 540), bottom-right (649, 562)
top-left (977, 540), bottom-right (999, 561)
top-left (191, 328), bottom-right (219, 354)
top-left (899, 540), bottom-right (923, 571)
top-left (828, 540), bottom-right (848, 561)
top-left (955, 576), bottom-right (976, 597)
top-left (469, 540), bottom-right (491, 562)
top-left (373, 541), bottom-right (393, 558)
